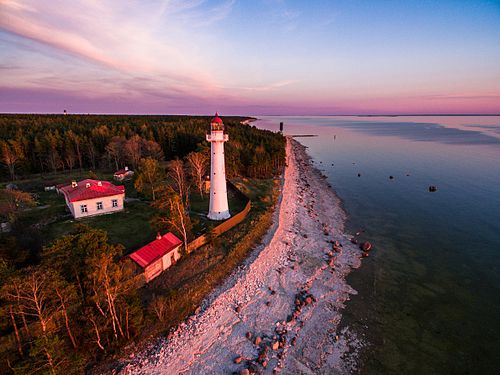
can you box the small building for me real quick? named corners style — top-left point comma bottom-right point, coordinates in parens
top-left (203, 175), bottom-right (211, 194)
top-left (57, 179), bottom-right (125, 219)
top-left (114, 166), bottom-right (134, 181)
top-left (128, 232), bottom-right (182, 282)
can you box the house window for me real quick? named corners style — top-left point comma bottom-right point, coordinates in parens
top-left (80, 204), bottom-right (88, 213)
top-left (112, 199), bottom-right (118, 208)
top-left (96, 202), bottom-right (103, 210)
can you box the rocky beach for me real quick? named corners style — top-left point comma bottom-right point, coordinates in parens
top-left (120, 138), bottom-right (364, 374)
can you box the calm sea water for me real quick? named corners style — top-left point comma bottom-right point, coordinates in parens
top-left (255, 116), bottom-right (500, 375)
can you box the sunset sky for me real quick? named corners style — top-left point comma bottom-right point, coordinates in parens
top-left (1, 0), bottom-right (499, 115)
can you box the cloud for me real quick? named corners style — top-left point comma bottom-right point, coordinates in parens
top-left (220, 79), bottom-right (298, 92)
top-left (0, 0), bottom-right (236, 100)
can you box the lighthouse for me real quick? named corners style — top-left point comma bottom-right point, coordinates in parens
top-left (206, 113), bottom-right (231, 220)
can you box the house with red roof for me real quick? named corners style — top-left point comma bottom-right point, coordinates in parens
top-left (114, 166), bottom-right (134, 181)
top-left (57, 179), bottom-right (125, 219)
top-left (128, 232), bottom-right (182, 282)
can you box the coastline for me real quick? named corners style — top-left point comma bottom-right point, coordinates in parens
top-left (121, 137), bottom-right (363, 374)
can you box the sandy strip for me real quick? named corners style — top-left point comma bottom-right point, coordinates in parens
top-left (121, 138), bottom-right (363, 374)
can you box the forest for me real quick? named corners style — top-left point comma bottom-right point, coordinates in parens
top-left (0, 114), bottom-right (284, 181)
top-left (0, 114), bottom-right (285, 374)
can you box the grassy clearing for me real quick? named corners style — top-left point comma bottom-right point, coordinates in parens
top-left (41, 200), bottom-right (157, 253)
top-left (189, 187), bottom-right (249, 236)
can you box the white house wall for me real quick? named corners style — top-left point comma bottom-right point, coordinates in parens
top-left (161, 247), bottom-right (181, 270)
top-left (70, 193), bottom-right (124, 219)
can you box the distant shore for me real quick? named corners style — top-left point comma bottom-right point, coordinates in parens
top-left (240, 118), bottom-right (257, 125)
top-left (120, 137), bottom-right (363, 374)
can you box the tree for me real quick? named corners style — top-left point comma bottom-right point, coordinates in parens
top-left (134, 158), bottom-right (164, 201)
top-left (42, 225), bottom-right (143, 352)
top-left (142, 139), bottom-right (164, 161)
top-left (1, 267), bottom-right (64, 374)
top-left (52, 274), bottom-right (79, 349)
top-left (0, 140), bottom-right (25, 180)
top-left (0, 188), bottom-right (36, 222)
top-left (85, 137), bottom-right (97, 170)
top-left (67, 131), bottom-right (83, 171)
top-left (152, 186), bottom-right (193, 253)
top-left (42, 225), bottom-right (109, 298)
top-left (63, 143), bottom-right (76, 172)
top-left (84, 241), bottom-right (139, 346)
top-left (186, 151), bottom-right (209, 198)
top-left (44, 131), bottom-right (62, 173)
top-left (149, 295), bottom-right (169, 323)
top-left (167, 158), bottom-right (189, 207)
top-left (124, 135), bottom-right (142, 169)
top-left (105, 136), bottom-right (126, 171)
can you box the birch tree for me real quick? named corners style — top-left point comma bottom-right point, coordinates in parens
top-left (167, 158), bottom-right (190, 207)
top-left (152, 186), bottom-right (193, 253)
top-left (186, 151), bottom-right (208, 198)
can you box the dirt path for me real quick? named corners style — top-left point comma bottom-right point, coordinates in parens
top-left (122, 138), bottom-right (363, 374)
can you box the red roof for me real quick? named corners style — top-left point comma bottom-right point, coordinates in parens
top-left (211, 112), bottom-right (223, 124)
top-left (129, 233), bottom-right (182, 268)
top-left (114, 169), bottom-right (132, 176)
top-left (59, 179), bottom-right (125, 202)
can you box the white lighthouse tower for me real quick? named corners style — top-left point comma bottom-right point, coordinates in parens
top-left (206, 113), bottom-right (231, 220)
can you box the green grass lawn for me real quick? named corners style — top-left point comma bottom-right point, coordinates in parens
top-left (189, 182), bottom-right (251, 236)
top-left (37, 200), bottom-right (157, 253)
top-left (231, 177), bottom-right (276, 209)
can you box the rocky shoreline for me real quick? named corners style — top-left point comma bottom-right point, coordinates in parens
top-left (119, 137), bottom-right (364, 374)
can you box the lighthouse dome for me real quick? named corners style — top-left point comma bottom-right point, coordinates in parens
top-left (211, 112), bottom-right (224, 131)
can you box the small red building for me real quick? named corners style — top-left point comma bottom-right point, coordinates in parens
top-left (128, 232), bottom-right (182, 282)
top-left (114, 166), bottom-right (134, 181)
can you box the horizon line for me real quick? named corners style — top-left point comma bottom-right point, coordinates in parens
top-left (1, 112), bottom-right (500, 117)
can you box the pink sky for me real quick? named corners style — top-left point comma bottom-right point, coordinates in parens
top-left (1, 0), bottom-right (499, 115)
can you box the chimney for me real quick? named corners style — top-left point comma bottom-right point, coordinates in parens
top-left (71, 181), bottom-right (77, 188)
top-left (125, 166), bottom-right (129, 171)
top-left (86, 183), bottom-right (91, 188)
top-left (97, 181), bottom-right (102, 186)
top-left (156, 232), bottom-right (162, 240)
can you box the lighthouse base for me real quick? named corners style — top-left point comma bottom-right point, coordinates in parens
top-left (207, 210), bottom-right (231, 221)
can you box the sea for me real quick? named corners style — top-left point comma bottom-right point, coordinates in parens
top-left (254, 116), bottom-right (500, 375)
